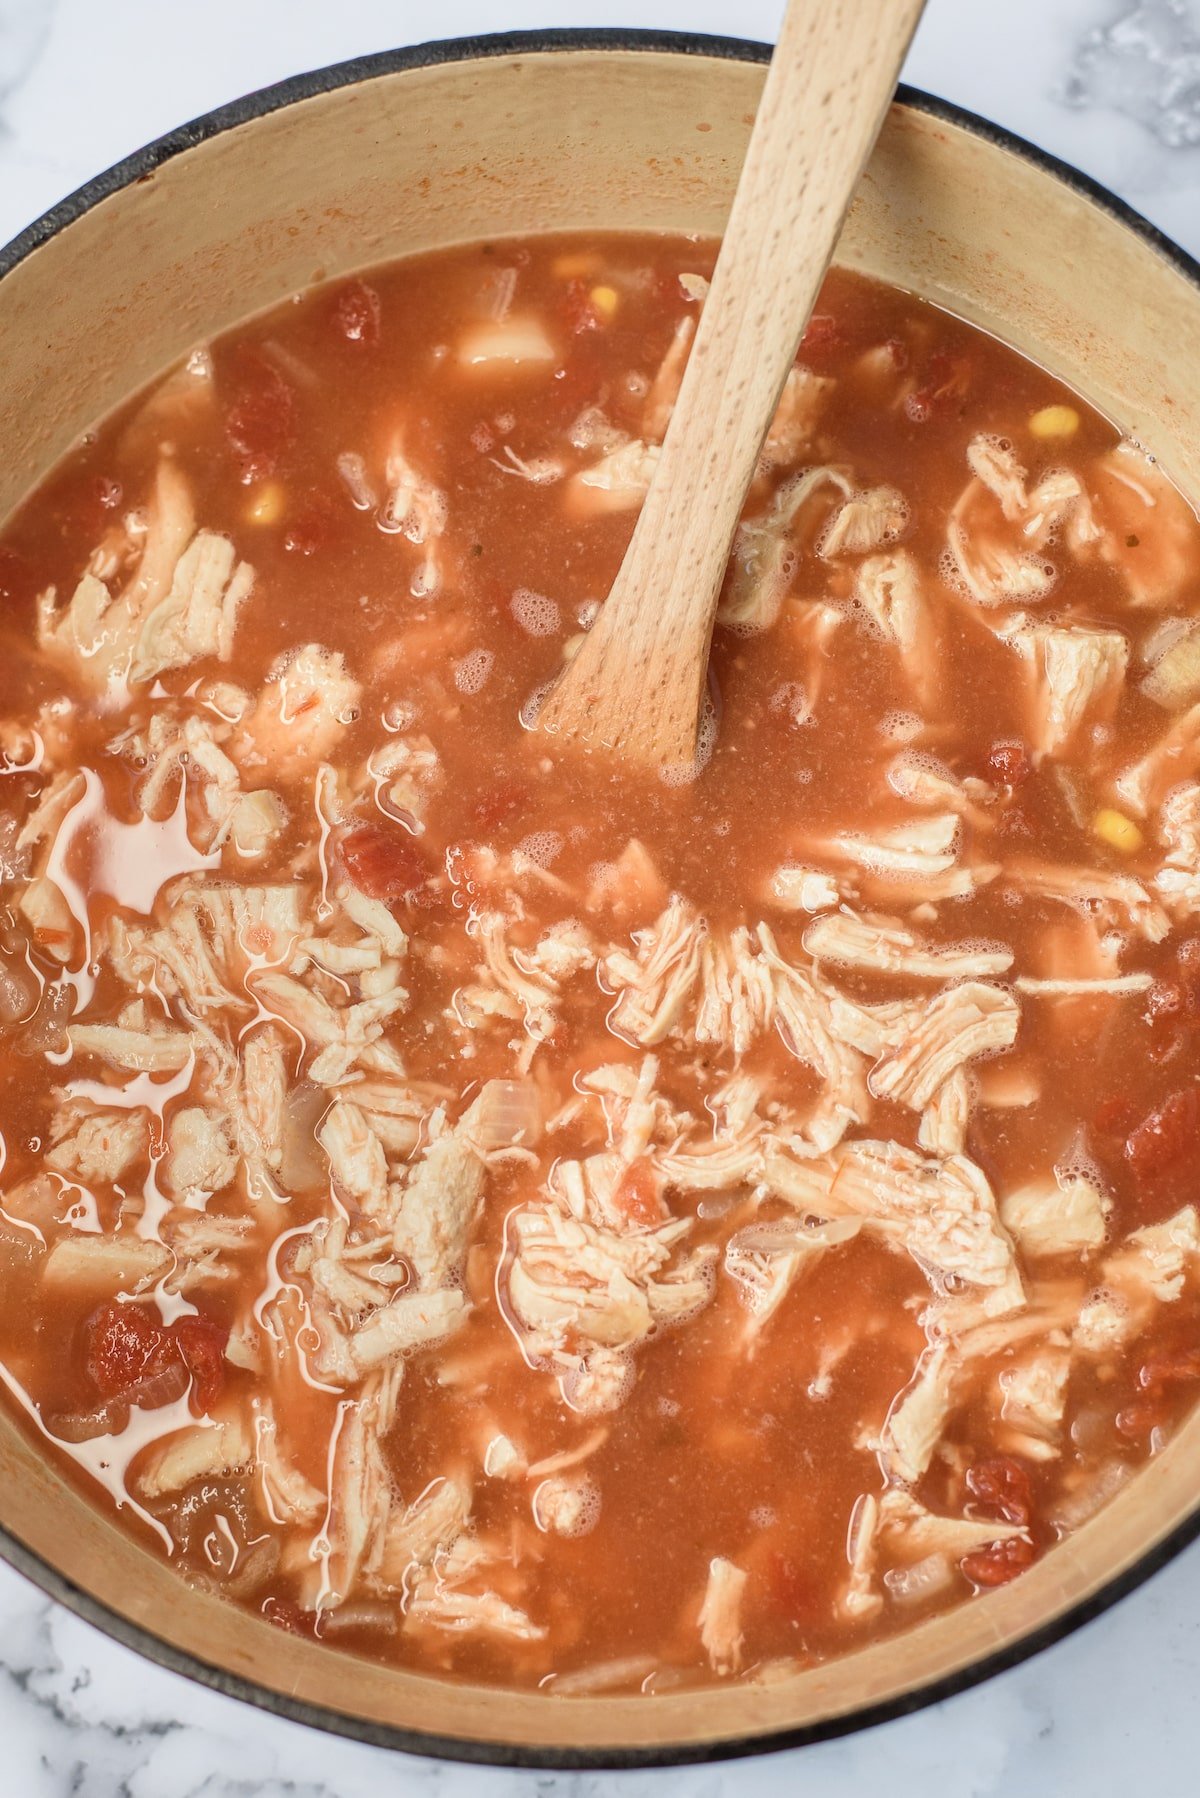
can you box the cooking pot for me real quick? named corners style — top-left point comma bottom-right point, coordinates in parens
top-left (1, 28), bottom-right (1199, 1768)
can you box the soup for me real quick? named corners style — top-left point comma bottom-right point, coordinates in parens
top-left (1, 235), bottom-right (1199, 1693)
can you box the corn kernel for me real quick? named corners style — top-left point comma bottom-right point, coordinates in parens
top-left (552, 251), bottom-right (601, 279)
top-left (589, 284), bottom-right (620, 322)
top-left (1093, 807), bottom-right (1143, 853)
top-left (1029, 404), bottom-right (1080, 440)
top-left (245, 481), bottom-right (285, 525)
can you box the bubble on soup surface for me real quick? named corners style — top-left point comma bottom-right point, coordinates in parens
top-left (511, 589), bottom-right (562, 637)
top-left (516, 830), bottom-right (563, 868)
top-left (880, 710), bottom-right (922, 742)
top-left (518, 680), bottom-right (556, 730)
top-left (659, 683), bottom-right (720, 789)
top-left (937, 546), bottom-right (969, 596)
top-left (750, 1505), bottom-right (778, 1530)
top-left (453, 648), bottom-right (494, 695)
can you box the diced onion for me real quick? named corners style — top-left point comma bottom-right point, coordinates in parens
top-left (884, 1552), bottom-right (953, 1604)
top-left (471, 1080), bottom-right (542, 1151)
top-left (50, 1361), bottom-right (190, 1443)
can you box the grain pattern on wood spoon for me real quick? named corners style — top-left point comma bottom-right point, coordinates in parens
top-left (537, 0), bottom-right (927, 773)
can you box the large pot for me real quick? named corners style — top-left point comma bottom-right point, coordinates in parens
top-left (1, 28), bottom-right (1199, 1770)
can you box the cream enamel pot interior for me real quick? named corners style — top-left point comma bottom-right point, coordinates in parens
top-left (1, 29), bottom-right (1200, 1769)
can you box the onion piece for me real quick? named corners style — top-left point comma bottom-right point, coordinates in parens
top-left (470, 1079), bottom-right (542, 1151)
top-left (49, 1360), bottom-right (190, 1443)
top-left (884, 1552), bottom-right (953, 1605)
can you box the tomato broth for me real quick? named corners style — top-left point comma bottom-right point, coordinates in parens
top-left (0, 235), bottom-right (1199, 1691)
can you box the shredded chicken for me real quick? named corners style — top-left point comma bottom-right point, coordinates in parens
top-left (1075, 1207), bottom-right (1200, 1354)
top-left (602, 898), bottom-right (706, 1047)
top-left (1000, 1168), bottom-right (1110, 1259)
top-left (1115, 701), bottom-right (1200, 817)
top-left (1003, 617), bottom-right (1128, 758)
top-left (718, 466), bottom-right (850, 634)
top-left (805, 911), bottom-right (1012, 981)
top-left (37, 461), bottom-right (253, 698)
top-left (697, 1557), bottom-right (747, 1675)
top-left (138, 1414), bottom-right (254, 1500)
top-left (853, 550), bottom-right (938, 706)
top-left (879, 1343), bottom-right (957, 1484)
top-left (868, 981), bottom-right (1019, 1112)
top-left (381, 439), bottom-right (448, 598)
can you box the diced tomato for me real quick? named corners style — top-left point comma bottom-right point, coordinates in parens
top-left (339, 823), bottom-right (430, 901)
top-left (1124, 1086), bottom-right (1200, 1181)
top-left (173, 1314), bottom-right (228, 1413)
top-left (223, 349), bottom-right (297, 484)
top-left (961, 1535), bottom-right (1036, 1589)
top-left (472, 782), bottom-right (531, 832)
top-left (84, 1302), bottom-right (228, 1416)
top-left (906, 350), bottom-right (971, 423)
top-left (331, 279), bottom-right (382, 347)
top-left (85, 1303), bottom-right (176, 1398)
top-left (283, 489), bottom-right (339, 557)
top-left (965, 1455), bottom-right (1033, 1526)
top-left (985, 740), bottom-right (1030, 787)
top-left (612, 1158), bottom-right (668, 1227)
top-left (799, 313), bottom-right (844, 361)
top-left (562, 279), bottom-right (602, 335)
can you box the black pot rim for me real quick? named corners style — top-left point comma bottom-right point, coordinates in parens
top-left (2, 25), bottom-right (1199, 1773)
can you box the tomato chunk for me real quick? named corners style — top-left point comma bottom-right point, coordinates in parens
top-left (283, 489), bottom-right (339, 557)
top-left (339, 823), bottom-right (430, 901)
top-left (965, 1455), bottom-right (1033, 1526)
top-left (173, 1314), bottom-right (229, 1413)
top-left (985, 740), bottom-right (1031, 787)
top-left (223, 350), bottom-right (296, 483)
top-left (1125, 1086), bottom-right (1200, 1181)
top-left (799, 313), bottom-right (844, 361)
top-left (961, 1535), bottom-right (1036, 1589)
top-left (84, 1302), bottom-right (227, 1416)
top-left (85, 1303), bottom-right (173, 1397)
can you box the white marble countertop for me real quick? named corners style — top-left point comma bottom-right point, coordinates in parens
top-left (1, 0), bottom-right (1200, 1791)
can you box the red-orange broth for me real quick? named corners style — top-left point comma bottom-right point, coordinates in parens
top-left (1, 236), bottom-right (1200, 1691)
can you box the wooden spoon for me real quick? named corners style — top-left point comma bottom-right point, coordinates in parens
top-left (537, 0), bottom-right (927, 773)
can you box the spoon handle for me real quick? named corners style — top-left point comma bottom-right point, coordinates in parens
top-left (539, 0), bottom-right (927, 770)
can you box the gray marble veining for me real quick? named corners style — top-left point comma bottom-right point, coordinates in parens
top-left (1, 2), bottom-right (1200, 1793)
top-left (1063, 0), bottom-right (1200, 146)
